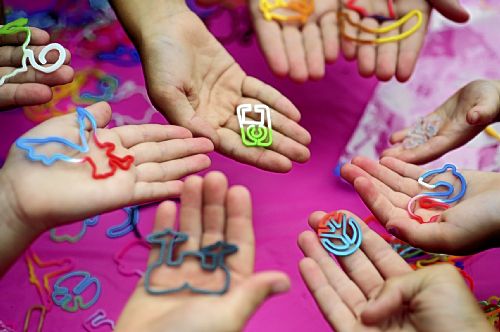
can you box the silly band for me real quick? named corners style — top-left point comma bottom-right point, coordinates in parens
top-left (113, 239), bottom-right (151, 277)
top-left (338, 9), bottom-right (423, 45)
top-left (407, 195), bottom-right (450, 224)
top-left (50, 216), bottom-right (100, 243)
top-left (25, 250), bottom-right (74, 310)
top-left (145, 228), bottom-right (238, 295)
top-left (346, 0), bottom-right (395, 21)
top-left (236, 104), bottom-right (273, 147)
top-left (82, 309), bottom-right (116, 331)
top-left (259, 0), bottom-right (314, 24)
top-left (106, 206), bottom-right (140, 239)
top-left (317, 212), bottom-right (362, 256)
top-left (23, 305), bottom-right (46, 332)
top-left (0, 18), bottom-right (66, 86)
top-left (52, 271), bottom-right (101, 313)
top-left (417, 164), bottom-right (466, 204)
top-left (16, 106), bottom-right (134, 179)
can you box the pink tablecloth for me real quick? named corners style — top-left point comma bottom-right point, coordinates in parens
top-left (1, 1), bottom-right (497, 331)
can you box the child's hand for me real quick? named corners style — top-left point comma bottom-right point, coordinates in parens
top-left (0, 26), bottom-right (73, 110)
top-left (116, 172), bottom-right (290, 331)
top-left (298, 211), bottom-right (491, 332)
top-left (0, 102), bottom-right (214, 234)
top-left (383, 80), bottom-right (500, 164)
top-left (341, 156), bottom-right (500, 255)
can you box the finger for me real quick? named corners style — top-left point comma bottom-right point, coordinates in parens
top-left (135, 154), bottom-right (211, 182)
top-left (80, 101), bottom-right (112, 129)
top-left (228, 271), bottom-right (290, 327)
top-left (356, 18), bottom-right (378, 77)
top-left (177, 175), bottom-right (204, 252)
top-left (217, 127), bottom-right (292, 173)
top-left (239, 97), bottom-right (310, 145)
top-left (299, 258), bottom-right (357, 330)
top-left (242, 76), bottom-right (303, 122)
top-left (467, 97), bottom-right (500, 125)
top-left (253, 19), bottom-right (289, 76)
top-left (353, 177), bottom-right (409, 229)
top-left (113, 124), bottom-right (193, 148)
top-left (340, 162), bottom-right (411, 209)
top-left (224, 115), bottom-right (310, 163)
top-left (0, 65), bottom-right (74, 85)
top-left (132, 181), bottom-right (184, 204)
top-left (147, 201), bottom-right (178, 265)
top-left (351, 156), bottom-right (421, 196)
top-left (201, 171), bottom-right (228, 247)
top-left (379, 156), bottom-right (424, 180)
top-left (148, 84), bottom-right (219, 145)
top-left (282, 26), bottom-right (308, 82)
top-left (396, 7), bottom-right (430, 82)
top-left (225, 185), bottom-right (254, 275)
top-left (320, 12), bottom-right (339, 63)
top-left (0, 26), bottom-right (50, 45)
top-left (0, 45), bottom-right (71, 66)
top-left (389, 128), bottom-right (408, 144)
top-left (375, 20), bottom-right (399, 81)
top-left (298, 230), bottom-right (368, 315)
top-left (0, 83), bottom-right (52, 109)
top-left (382, 135), bottom-right (455, 164)
top-left (338, 210), bottom-right (413, 277)
top-left (427, 0), bottom-right (470, 23)
top-left (302, 22), bottom-right (325, 80)
top-left (340, 10), bottom-right (360, 60)
top-left (130, 137), bottom-right (214, 165)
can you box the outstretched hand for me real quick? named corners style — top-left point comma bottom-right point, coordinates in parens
top-left (0, 25), bottom-right (73, 110)
top-left (298, 210), bottom-right (491, 332)
top-left (0, 102), bottom-right (214, 233)
top-left (116, 172), bottom-right (290, 332)
top-left (341, 156), bottom-right (500, 255)
top-left (383, 80), bottom-right (500, 164)
top-left (138, 6), bottom-right (311, 173)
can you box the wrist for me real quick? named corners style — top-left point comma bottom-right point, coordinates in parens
top-left (0, 171), bottom-right (40, 275)
top-left (110, 0), bottom-right (191, 49)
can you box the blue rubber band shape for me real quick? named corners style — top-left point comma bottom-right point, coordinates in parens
top-left (319, 214), bottom-right (362, 256)
top-left (52, 271), bottom-right (101, 313)
top-left (418, 164), bottom-right (466, 204)
top-left (144, 228), bottom-right (238, 295)
top-left (106, 206), bottom-right (140, 238)
top-left (50, 216), bottom-right (100, 243)
top-left (15, 107), bottom-right (97, 165)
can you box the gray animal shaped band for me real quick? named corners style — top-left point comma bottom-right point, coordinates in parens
top-left (144, 228), bottom-right (238, 295)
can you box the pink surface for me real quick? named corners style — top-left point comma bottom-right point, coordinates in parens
top-left (1, 1), bottom-right (498, 331)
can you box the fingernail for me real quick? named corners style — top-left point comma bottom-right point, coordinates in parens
top-left (387, 227), bottom-right (400, 237)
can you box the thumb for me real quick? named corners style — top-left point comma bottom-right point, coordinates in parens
top-left (428, 0), bottom-right (470, 23)
top-left (85, 101), bottom-right (113, 128)
top-left (466, 95), bottom-right (500, 125)
top-left (228, 272), bottom-right (290, 325)
top-left (361, 272), bottom-right (423, 325)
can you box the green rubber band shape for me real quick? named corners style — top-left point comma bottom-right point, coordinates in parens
top-left (236, 104), bottom-right (273, 147)
top-left (0, 17), bottom-right (66, 86)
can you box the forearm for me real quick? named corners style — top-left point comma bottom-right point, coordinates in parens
top-left (109, 0), bottom-right (190, 48)
top-left (0, 172), bottom-right (39, 276)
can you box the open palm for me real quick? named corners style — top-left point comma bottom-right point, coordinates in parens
top-left (341, 156), bottom-right (500, 254)
top-left (299, 210), bottom-right (489, 332)
top-left (116, 172), bottom-right (290, 332)
top-left (0, 102), bottom-right (214, 232)
top-left (383, 80), bottom-right (500, 164)
top-left (139, 10), bottom-right (311, 173)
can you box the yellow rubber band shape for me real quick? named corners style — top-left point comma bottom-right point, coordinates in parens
top-left (339, 9), bottom-right (423, 44)
top-left (259, 0), bottom-right (314, 24)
